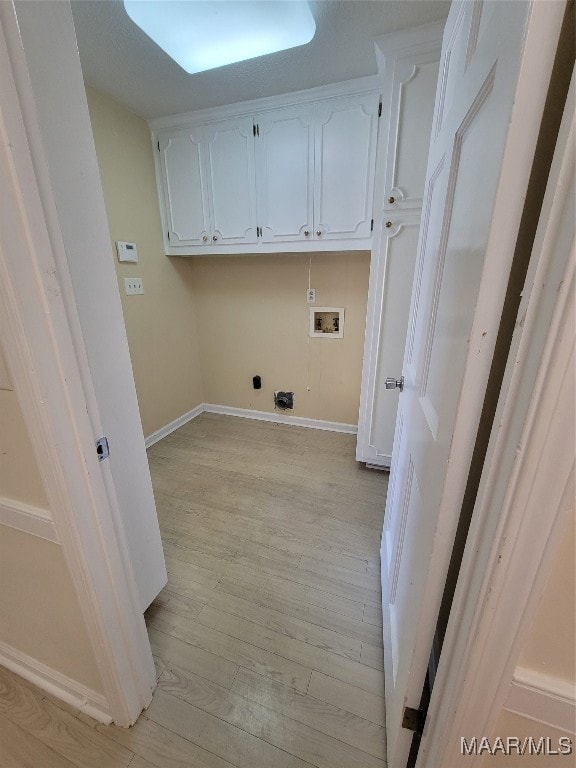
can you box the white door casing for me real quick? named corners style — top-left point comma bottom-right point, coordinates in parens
top-left (0, 0), bottom-right (157, 725)
top-left (381, 2), bottom-right (565, 765)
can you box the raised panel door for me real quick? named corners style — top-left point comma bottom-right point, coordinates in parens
top-left (204, 117), bottom-right (258, 247)
top-left (158, 129), bottom-right (210, 246)
top-left (314, 93), bottom-right (379, 241)
top-left (384, 57), bottom-right (440, 212)
top-left (256, 105), bottom-right (314, 243)
top-left (381, 2), bottom-right (555, 765)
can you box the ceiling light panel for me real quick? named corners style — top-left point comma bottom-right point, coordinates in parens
top-left (123, 0), bottom-right (316, 74)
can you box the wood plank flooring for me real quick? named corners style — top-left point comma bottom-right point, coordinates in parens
top-left (0, 413), bottom-right (388, 767)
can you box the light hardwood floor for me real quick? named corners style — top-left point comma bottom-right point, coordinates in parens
top-left (0, 414), bottom-right (388, 768)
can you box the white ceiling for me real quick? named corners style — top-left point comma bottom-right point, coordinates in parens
top-left (72, 0), bottom-right (450, 120)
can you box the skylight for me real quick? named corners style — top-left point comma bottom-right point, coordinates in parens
top-left (123, 1), bottom-right (316, 75)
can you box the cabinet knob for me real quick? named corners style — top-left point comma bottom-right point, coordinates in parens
top-left (385, 221), bottom-right (393, 228)
top-left (202, 235), bottom-right (208, 242)
top-left (388, 196), bottom-right (395, 204)
top-left (316, 230), bottom-right (322, 237)
top-left (212, 235), bottom-right (218, 242)
top-left (304, 230), bottom-right (310, 237)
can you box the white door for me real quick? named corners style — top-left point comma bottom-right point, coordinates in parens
top-left (158, 129), bottom-right (211, 247)
top-left (256, 105), bottom-right (314, 243)
top-left (204, 116), bottom-right (258, 246)
top-left (314, 92), bottom-right (379, 242)
top-left (381, 2), bottom-right (562, 765)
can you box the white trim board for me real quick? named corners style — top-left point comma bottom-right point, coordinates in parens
top-left (145, 403), bottom-right (358, 447)
top-left (0, 640), bottom-right (111, 725)
top-left (204, 404), bottom-right (358, 434)
top-left (144, 404), bottom-right (204, 448)
top-left (505, 668), bottom-right (576, 735)
top-left (0, 497), bottom-right (57, 543)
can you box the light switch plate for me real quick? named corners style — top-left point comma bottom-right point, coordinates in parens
top-left (124, 277), bottom-right (144, 295)
top-left (116, 241), bottom-right (138, 263)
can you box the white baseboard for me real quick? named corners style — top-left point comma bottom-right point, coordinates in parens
top-left (145, 403), bottom-right (358, 446)
top-left (203, 403), bottom-right (358, 434)
top-left (505, 667), bottom-right (576, 734)
top-left (0, 640), bottom-right (111, 724)
top-left (144, 404), bottom-right (204, 448)
top-left (0, 497), bottom-right (57, 543)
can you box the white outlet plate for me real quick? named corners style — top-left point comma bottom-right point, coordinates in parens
top-left (124, 277), bottom-right (144, 295)
top-left (307, 288), bottom-right (316, 303)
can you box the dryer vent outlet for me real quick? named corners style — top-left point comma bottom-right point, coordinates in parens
top-left (274, 391), bottom-right (294, 411)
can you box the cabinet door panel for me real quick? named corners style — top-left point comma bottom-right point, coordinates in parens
top-left (314, 93), bottom-right (379, 241)
top-left (256, 106), bottom-right (314, 243)
top-left (158, 130), bottom-right (210, 246)
top-left (364, 220), bottom-right (420, 465)
top-left (385, 58), bottom-right (440, 211)
top-left (205, 117), bottom-right (257, 246)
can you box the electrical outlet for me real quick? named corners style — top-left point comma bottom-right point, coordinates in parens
top-left (307, 288), bottom-right (316, 303)
top-left (124, 277), bottom-right (144, 295)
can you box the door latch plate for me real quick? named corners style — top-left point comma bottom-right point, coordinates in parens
top-left (95, 436), bottom-right (109, 462)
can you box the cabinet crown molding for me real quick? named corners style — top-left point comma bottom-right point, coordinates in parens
top-left (148, 75), bottom-right (380, 131)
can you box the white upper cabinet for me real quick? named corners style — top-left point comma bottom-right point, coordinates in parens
top-left (256, 105), bottom-right (314, 244)
top-left (204, 117), bottom-right (258, 246)
top-left (158, 129), bottom-right (211, 247)
top-left (378, 34), bottom-right (442, 213)
top-left (150, 78), bottom-right (380, 255)
top-left (356, 22), bottom-right (444, 468)
top-left (314, 93), bottom-right (379, 241)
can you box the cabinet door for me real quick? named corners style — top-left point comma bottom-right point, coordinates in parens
top-left (158, 129), bottom-right (211, 247)
top-left (356, 219), bottom-right (420, 466)
top-left (314, 93), bottom-right (379, 242)
top-left (383, 55), bottom-right (440, 212)
top-left (255, 105), bottom-right (314, 243)
top-left (204, 117), bottom-right (258, 247)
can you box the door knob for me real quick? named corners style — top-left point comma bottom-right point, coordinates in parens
top-left (316, 230), bottom-right (322, 237)
top-left (388, 196), bottom-right (395, 204)
top-left (304, 230), bottom-right (310, 237)
top-left (212, 235), bottom-right (218, 242)
top-left (385, 376), bottom-right (404, 392)
top-left (202, 235), bottom-right (208, 242)
top-left (385, 221), bottom-right (393, 228)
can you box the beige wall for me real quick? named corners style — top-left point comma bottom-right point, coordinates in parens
top-left (0, 527), bottom-right (103, 692)
top-left (190, 251), bottom-right (370, 425)
top-left (482, 711), bottom-right (574, 766)
top-left (0, 350), bottom-right (102, 692)
top-left (519, 509), bottom-right (575, 682)
top-left (481, 485), bottom-right (575, 760)
top-left (0, 390), bottom-right (47, 508)
top-left (86, 87), bottom-right (203, 437)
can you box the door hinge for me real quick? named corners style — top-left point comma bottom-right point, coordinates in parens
top-left (95, 436), bottom-right (109, 462)
top-left (371, 218), bottom-right (374, 232)
top-left (167, 231), bottom-right (170, 241)
top-left (257, 124), bottom-right (259, 136)
top-left (257, 226), bottom-right (262, 237)
top-left (253, 124), bottom-right (257, 137)
top-left (402, 707), bottom-right (424, 735)
top-left (157, 140), bottom-right (160, 151)
top-left (378, 101), bottom-right (382, 118)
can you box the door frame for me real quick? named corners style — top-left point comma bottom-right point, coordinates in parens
top-left (0, 1), bottom-right (155, 725)
top-left (419, 66), bottom-right (575, 766)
